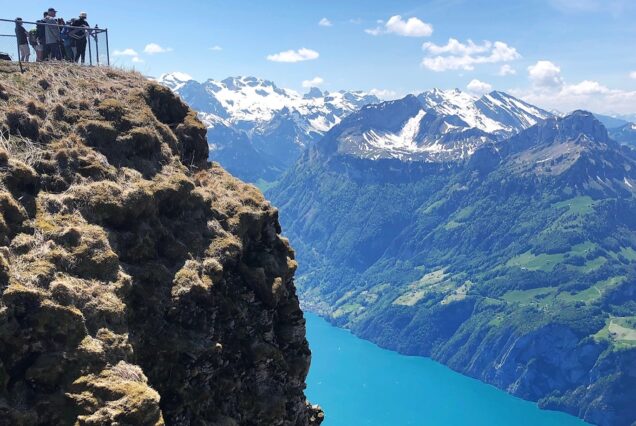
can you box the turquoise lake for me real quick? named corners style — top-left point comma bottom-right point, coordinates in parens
top-left (304, 313), bottom-right (591, 426)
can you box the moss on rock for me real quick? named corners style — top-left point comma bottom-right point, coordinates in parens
top-left (0, 62), bottom-right (321, 425)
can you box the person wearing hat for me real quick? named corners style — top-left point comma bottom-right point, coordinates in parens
top-left (14, 18), bottom-right (30, 62)
top-left (71, 12), bottom-right (89, 64)
top-left (43, 7), bottom-right (62, 60)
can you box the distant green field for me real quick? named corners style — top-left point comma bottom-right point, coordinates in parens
top-left (553, 196), bottom-right (596, 215)
top-left (502, 287), bottom-right (557, 304)
top-left (505, 250), bottom-right (565, 272)
top-left (570, 241), bottom-right (596, 255)
top-left (567, 256), bottom-right (607, 273)
top-left (620, 246), bottom-right (636, 261)
top-left (444, 220), bottom-right (463, 230)
top-left (594, 316), bottom-right (636, 350)
top-left (333, 303), bottom-right (363, 318)
top-left (558, 276), bottom-right (625, 303)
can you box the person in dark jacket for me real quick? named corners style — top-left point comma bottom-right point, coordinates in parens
top-left (59, 19), bottom-right (74, 61)
top-left (71, 12), bottom-right (89, 64)
top-left (35, 11), bottom-right (48, 62)
top-left (14, 18), bottom-right (30, 62)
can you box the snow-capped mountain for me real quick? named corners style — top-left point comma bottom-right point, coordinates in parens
top-left (321, 89), bottom-right (553, 161)
top-left (156, 73), bottom-right (380, 182)
top-left (157, 72), bottom-right (193, 92)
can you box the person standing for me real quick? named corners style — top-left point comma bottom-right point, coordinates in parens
top-left (71, 12), bottom-right (89, 64)
top-left (44, 8), bottom-right (62, 60)
top-left (14, 18), bottom-right (30, 62)
top-left (59, 19), bottom-right (74, 61)
top-left (28, 28), bottom-right (39, 60)
top-left (35, 11), bottom-right (48, 62)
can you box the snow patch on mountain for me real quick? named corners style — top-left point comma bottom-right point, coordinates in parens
top-left (156, 72), bottom-right (193, 91)
top-left (157, 73), bottom-right (380, 147)
top-left (331, 89), bottom-right (554, 162)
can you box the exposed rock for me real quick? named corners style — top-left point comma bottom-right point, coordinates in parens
top-left (0, 62), bottom-right (322, 425)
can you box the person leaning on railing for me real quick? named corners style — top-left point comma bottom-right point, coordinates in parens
top-left (59, 19), bottom-right (74, 61)
top-left (43, 7), bottom-right (62, 60)
top-left (28, 28), bottom-right (39, 60)
top-left (70, 12), bottom-right (89, 64)
top-left (14, 18), bottom-right (30, 62)
top-left (35, 11), bottom-right (48, 62)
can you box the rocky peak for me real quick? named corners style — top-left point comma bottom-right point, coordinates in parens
top-left (0, 62), bottom-right (322, 425)
top-left (555, 110), bottom-right (610, 144)
top-left (304, 87), bottom-right (324, 99)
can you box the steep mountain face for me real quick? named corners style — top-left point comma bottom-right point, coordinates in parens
top-left (0, 63), bottom-right (322, 425)
top-left (157, 73), bottom-right (380, 183)
top-left (592, 114), bottom-right (636, 148)
top-left (270, 106), bottom-right (636, 426)
top-left (321, 89), bottom-right (552, 161)
top-left (608, 123), bottom-right (636, 148)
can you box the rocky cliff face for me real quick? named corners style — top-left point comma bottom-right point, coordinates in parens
top-left (0, 63), bottom-right (322, 425)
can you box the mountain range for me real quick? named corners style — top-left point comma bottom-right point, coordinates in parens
top-left (158, 74), bottom-right (636, 184)
top-left (157, 73), bottom-right (380, 183)
top-left (322, 89), bottom-right (552, 161)
top-left (269, 96), bottom-right (636, 425)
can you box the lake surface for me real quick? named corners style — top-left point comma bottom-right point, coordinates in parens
top-left (304, 313), bottom-right (590, 426)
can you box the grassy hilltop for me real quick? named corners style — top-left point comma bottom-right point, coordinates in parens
top-left (0, 62), bottom-right (322, 425)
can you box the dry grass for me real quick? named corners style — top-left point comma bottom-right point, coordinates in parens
top-left (0, 133), bottom-right (45, 166)
top-left (0, 62), bottom-right (298, 424)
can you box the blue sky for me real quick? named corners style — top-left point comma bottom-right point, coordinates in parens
top-left (2, 0), bottom-right (635, 114)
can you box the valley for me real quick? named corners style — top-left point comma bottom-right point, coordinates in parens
top-left (161, 76), bottom-right (636, 426)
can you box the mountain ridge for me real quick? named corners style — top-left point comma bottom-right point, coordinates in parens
top-left (316, 88), bottom-right (552, 162)
top-left (269, 109), bottom-right (636, 426)
top-left (156, 72), bottom-right (381, 182)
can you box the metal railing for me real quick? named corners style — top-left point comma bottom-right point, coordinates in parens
top-left (0, 17), bottom-right (109, 71)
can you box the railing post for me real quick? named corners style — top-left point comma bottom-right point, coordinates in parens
top-left (87, 30), bottom-right (92, 66)
top-left (94, 26), bottom-right (99, 65)
top-left (105, 29), bottom-right (110, 66)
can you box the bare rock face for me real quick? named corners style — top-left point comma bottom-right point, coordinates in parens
top-left (0, 63), bottom-right (322, 425)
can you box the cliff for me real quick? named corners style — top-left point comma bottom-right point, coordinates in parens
top-left (0, 62), bottom-right (323, 425)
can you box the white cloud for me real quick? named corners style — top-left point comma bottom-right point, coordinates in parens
top-left (319, 18), bottom-right (333, 27)
top-left (466, 79), bottom-right (493, 95)
top-left (527, 60), bottom-right (564, 89)
top-left (421, 39), bottom-right (520, 72)
top-left (209, 45), bottom-right (223, 51)
top-left (144, 43), bottom-right (173, 54)
top-left (369, 88), bottom-right (400, 100)
top-left (630, 71), bottom-right (636, 79)
top-left (518, 86), bottom-right (636, 116)
top-left (562, 80), bottom-right (610, 95)
top-left (302, 76), bottom-right (324, 88)
top-left (512, 61), bottom-right (636, 115)
top-left (113, 48), bottom-right (138, 57)
top-left (422, 38), bottom-right (489, 56)
top-left (498, 64), bottom-right (516, 76)
top-left (131, 56), bottom-right (144, 63)
top-left (266, 48), bottom-right (319, 63)
top-left (366, 15), bottom-right (433, 37)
